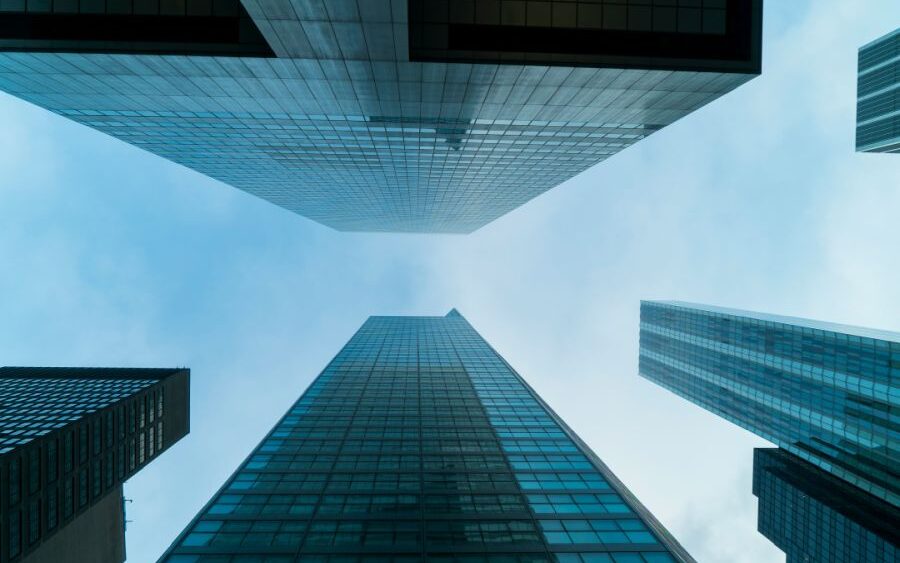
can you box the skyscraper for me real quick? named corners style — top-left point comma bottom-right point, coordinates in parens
top-left (160, 310), bottom-right (691, 562)
top-left (753, 448), bottom-right (899, 563)
top-left (0, 1), bottom-right (762, 233)
top-left (857, 28), bottom-right (899, 153)
top-left (638, 301), bottom-right (899, 507)
top-left (0, 366), bottom-right (190, 563)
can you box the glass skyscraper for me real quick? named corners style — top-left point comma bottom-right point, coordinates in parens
top-left (857, 27), bottom-right (899, 153)
top-left (160, 310), bottom-right (691, 562)
top-left (638, 301), bottom-right (899, 507)
top-left (0, 366), bottom-right (190, 563)
top-left (753, 448), bottom-right (898, 563)
top-left (0, 1), bottom-right (761, 233)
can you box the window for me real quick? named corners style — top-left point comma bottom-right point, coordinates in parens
top-left (78, 468), bottom-right (88, 507)
top-left (303, 520), bottom-right (418, 548)
top-left (28, 499), bottom-right (40, 544)
top-left (516, 472), bottom-right (609, 491)
top-left (426, 520), bottom-right (541, 546)
top-left (8, 509), bottom-right (21, 557)
top-left (47, 487), bottom-right (58, 530)
top-left (317, 494), bottom-right (418, 516)
top-left (540, 519), bottom-right (657, 545)
top-left (104, 454), bottom-right (113, 489)
top-left (527, 493), bottom-right (631, 515)
top-left (78, 425), bottom-right (88, 463)
top-left (118, 408), bottom-right (126, 439)
top-left (207, 494), bottom-right (318, 517)
top-left (63, 477), bottom-right (74, 518)
top-left (93, 420), bottom-right (102, 455)
top-left (92, 461), bottom-right (102, 498)
top-left (64, 432), bottom-right (74, 473)
top-left (117, 445), bottom-right (125, 479)
top-left (508, 454), bottom-right (592, 471)
top-left (28, 448), bottom-right (40, 494)
top-left (8, 457), bottom-right (21, 505)
top-left (424, 494), bottom-right (526, 514)
top-left (182, 520), bottom-right (307, 549)
top-left (48, 439), bottom-right (58, 482)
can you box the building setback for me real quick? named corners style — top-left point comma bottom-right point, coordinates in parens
top-left (0, 367), bottom-right (190, 563)
top-left (753, 448), bottom-right (899, 563)
top-left (857, 28), bottom-right (899, 153)
top-left (160, 310), bottom-right (692, 562)
top-left (0, 1), bottom-right (761, 233)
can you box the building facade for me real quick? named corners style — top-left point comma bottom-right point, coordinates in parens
top-left (638, 301), bottom-right (899, 507)
top-left (160, 310), bottom-right (692, 562)
top-left (0, 366), bottom-right (190, 563)
top-left (0, 1), bottom-right (761, 233)
top-left (857, 27), bottom-right (899, 153)
top-left (753, 448), bottom-right (899, 563)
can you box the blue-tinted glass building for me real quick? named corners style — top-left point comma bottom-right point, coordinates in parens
top-left (0, 366), bottom-right (190, 563)
top-left (160, 310), bottom-right (692, 562)
top-left (753, 448), bottom-right (899, 563)
top-left (857, 28), bottom-right (899, 153)
top-left (0, 1), bottom-right (761, 233)
top-left (638, 301), bottom-right (899, 508)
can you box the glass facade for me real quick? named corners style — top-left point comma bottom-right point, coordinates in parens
top-left (0, 1), bottom-right (761, 233)
top-left (753, 448), bottom-right (899, 563)
top-left (0, 366), bottom-right (190, 563)
top-left (160, 309), bottom-right (692, 562)
top-left (638, 301), bottom-right (900, 507)
top-left (857, 27), bottom-right (899, 153)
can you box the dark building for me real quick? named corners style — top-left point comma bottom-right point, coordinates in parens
top-left (0, 366), bottom-right (190, 563)
top-left (0, 1), bottom-right (761, 233)
top-left (857, 28), bottom-right (899, 153)
top-left (160, 310), bottom-right (692, 562)
top-left (753, 448), bottom-right (899, 563)
top-left (638, 301), bottom-right (899, 508)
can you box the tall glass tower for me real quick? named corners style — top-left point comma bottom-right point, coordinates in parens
top-left (0, 1), bottom-right (762, 233)
top-left (857, 28), bottom-right (899, 153)
top-left (0, 366), bottom-right (190, 563)
top-left (160, 310), bottom-right (691, 562)
top-left (752, 448), bottom-right (899, 563)
top-left (638, 301), bottom-right (899, 560)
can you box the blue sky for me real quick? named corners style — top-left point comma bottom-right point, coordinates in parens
top-left (1, 2), bottom-right (898, 562)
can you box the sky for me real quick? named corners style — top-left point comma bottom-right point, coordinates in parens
top-left (1, 2), bottom-right (898, 562)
